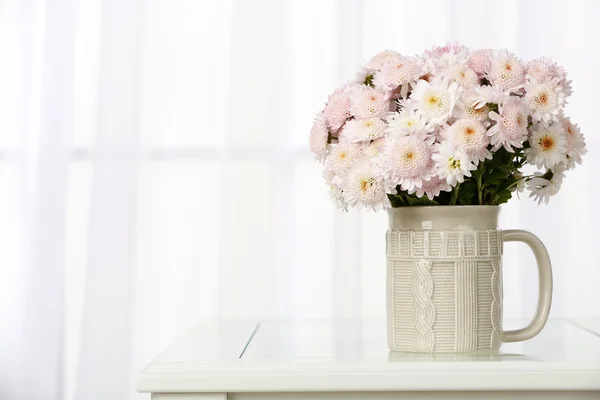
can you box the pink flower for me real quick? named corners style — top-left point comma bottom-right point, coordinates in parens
top-left (372, 57), bottom-right (424, 92)
top-left (383, 136), bottom-right (435, 192)
top-left (424, 42), bottom-right (468, 58)
top-left (467, 49), bottom-right (492, 77)
top-left (441, 119), bottom-right (491, 165)
top-left (309, 114), bottom-right (329, 162)
top-left (561, 117), bottom-right (587, 169)
top-left (408, 176), bottom-right (451, 200)
top-left (487, 50), bottom-right (526, 91)
top-left (349, 86), bottom-right (391, 119)
top-left (323, 85), bottom-right (351, 131)
top-left (365, 50), bottom-right (404, 71)
top-left (487, 97), bottom-right (529, 152)
top-left (527, 57), bottom-right (572, 97)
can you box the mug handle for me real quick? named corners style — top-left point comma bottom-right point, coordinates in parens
top-left (502, 229), bottom-right (553, 342)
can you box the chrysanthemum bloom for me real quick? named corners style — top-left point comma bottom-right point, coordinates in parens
top-left (424, 42), bottom-right (468, 58)
top-left (453, 91), bottom-right (490, 121)
top-left (373, 56), bottom-right (424, 95)
top-left (424, 42), bottom-right (469, 76)
top-left (384, 136), bottom-right (434, 191)
top-left (363, 137), bottom-right (387, 158)
top-left (309, 114), bottom-right (329, 162)
top-left (365, 49), bottom-right (404, 71)
top-left (448, 65), bottom-right (479, 89)
top-left (342, 159), bottom-right (388, 211)
top-left (524, 77), bottom-right (565, 123)
top-left (407, 176), bottom-right (451, 200)
top-left (526, 57), bottom-right (556, 82)
top-left (487, 50), bottom-right (526, 91)
top-left (443, 118), bottom-right (491, 164)
top-left (432, 141), bottom-right (477, 186)
top-left (467, 49), bottom-right (492, 77)
top-left (561, 117), bottom-right (587, 169)
top-left (343, 118), bottom-right (387, 142)
top-left (325, 141), bottom-right (362, 175)
top-left (323, 85), bottom-right (351, 131)
top-left (527, 165), bottom-right (565, 205)
top-left (525, 123), bottom-right (567, 169)
top-left (527, 57), bottom-right (573, 97)
top-left (386, 107), bottom-right (432, 137)
top-left (471, 85), bottom-right (509, 109)
top-left (349, 86), bottom-right (391, 119)
top-left (410, 76), bottom-right (460, 126)
top-left (487, 97), bottom-right (529, 151)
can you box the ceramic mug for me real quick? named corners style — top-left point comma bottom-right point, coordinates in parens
top-left (386, 206), bottom-right (552, 353)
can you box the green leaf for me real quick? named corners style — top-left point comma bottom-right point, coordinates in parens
top-left (364, 74), bottom-right (374, 87)
top-left (457, 178), bottom-right (477, 205)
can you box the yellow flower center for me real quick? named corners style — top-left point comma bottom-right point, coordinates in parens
top-left (427, 95), bottom-right (439, 106)
top-left (449, 157), bottom-right (460, 169)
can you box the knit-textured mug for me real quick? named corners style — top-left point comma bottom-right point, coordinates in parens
top-left (386, 206), bottom-right (552, 353)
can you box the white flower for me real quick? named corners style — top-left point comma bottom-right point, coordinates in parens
top-left (407, 176), bottom-right (452, 200)
top-left (487, 49), bottom-right (526, 91)
top-left (423, 42), bottom-right (469, 76)
top-left (325, 142), bottom-right (362, 175)
top-left (309, 114), bottom-right (329, 162)
top-left (448, 65), bottom-right (479, 89)
top-left (525, 123), bottom-right (567, 169)
top-left (432, 140), bottom-right (477, 186)
top-left (410, 77), bottom-right (460, 126)
top-left (363, 137), bottom-right (388, 158)
top-left (323, 169), bottom-right (348, 211)
top-left (341, 159), bottom-right (388, 211)
top-left (561, 117), bottom-right (587, 169)
top-left (487, 97), bottom-right (529, 152)
top-left (442, 118), bottom-right (491, 165)
top-left (386, 108), bottom-right (433, 138)
top-left (511, 172), bottom-right (526, 193)
top-left (526, 165), bottom-right (565, 205)
top-left (524, 78), bottom-right (565, 123)
top-left (471, 85), bottom-right (509, 109)
top-left (383, 136), bottom-right (434, 192)
top-left (453, 90), bottom-right (490, 121)
top-left (343, 118), bottom-right (387, 142)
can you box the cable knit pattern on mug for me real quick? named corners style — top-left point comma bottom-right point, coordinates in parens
top-left (490, 258), bottom-right (502, 350)
top-left (412, 259), bottom-right (436, 352)
top-left (387, 229), bottom-right (504, 353)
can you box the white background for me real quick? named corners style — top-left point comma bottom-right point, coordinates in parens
top-left (0, 0), bottom-right (598, 399)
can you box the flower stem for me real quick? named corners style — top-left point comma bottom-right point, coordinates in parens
top-left (450, 183), bottom-right (461, 205)
top-left (476, 168), bottom-right (484, 205)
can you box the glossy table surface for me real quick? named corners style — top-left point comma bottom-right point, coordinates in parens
top-left (137, 318), bottom-right (600, 393)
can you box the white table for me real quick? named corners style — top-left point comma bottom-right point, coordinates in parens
top-left (137, 318), bottom-right (600, 400)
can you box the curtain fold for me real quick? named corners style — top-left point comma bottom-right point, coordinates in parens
top-left (73, 0), bottom-right (142, 398)
top-left (1, 1), bottom-right (598, 399)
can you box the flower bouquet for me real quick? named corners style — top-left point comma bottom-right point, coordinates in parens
top-left (309, 43), bottom-right (584, 353)
top-left (309, 43), bottom-right (586, 210)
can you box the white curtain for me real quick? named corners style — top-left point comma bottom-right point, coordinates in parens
top-left (1, 0), bottom-right (598, 398)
